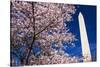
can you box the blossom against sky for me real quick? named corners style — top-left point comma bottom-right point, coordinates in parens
top-left (10, 0), bottom-right (96, 66)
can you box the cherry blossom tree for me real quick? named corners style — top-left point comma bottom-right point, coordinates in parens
top-left (10, 0), bottom-right (81, 66)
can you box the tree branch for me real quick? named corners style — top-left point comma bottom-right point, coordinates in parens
top-left (25, 2), bottom-right (35, 65)
top-left (35, 22), bottom-right (53, 36)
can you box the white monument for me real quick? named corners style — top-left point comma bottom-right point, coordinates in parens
top-left (78, 12), bottom-right (91, 62)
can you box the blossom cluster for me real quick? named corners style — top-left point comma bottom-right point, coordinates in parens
top-left (10, 0), bottom-right (81, 66)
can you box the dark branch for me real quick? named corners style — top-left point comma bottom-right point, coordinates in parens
top-left (35, 22), bottom-right (52, 36)
top-left (25, 2), bottom-right (35, 65)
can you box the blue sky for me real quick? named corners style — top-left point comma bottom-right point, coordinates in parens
top-left (65, 5), bottom-right (96, 61)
